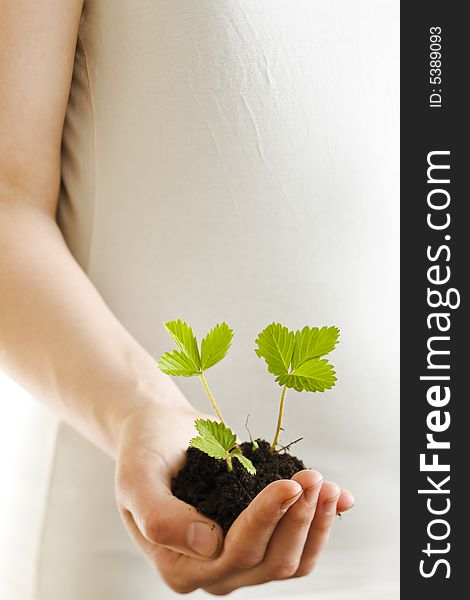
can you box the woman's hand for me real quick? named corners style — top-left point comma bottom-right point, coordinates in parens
top-left (115, 404), bottom-right (355, 595)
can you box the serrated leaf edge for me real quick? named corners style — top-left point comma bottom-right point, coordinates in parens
top-left (163, 319), bottom-right (201, 373)
top-left (189, 419), bottom-right (257, 475)
top-left (256, 323), bottom-right (340, 393)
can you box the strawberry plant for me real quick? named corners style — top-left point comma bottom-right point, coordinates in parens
top-left (158, 320), bottom-right (256, 474)
top-left (158, 319), bottom-right (340, 533)
top-left (255, 323), bottom-right (340, 451)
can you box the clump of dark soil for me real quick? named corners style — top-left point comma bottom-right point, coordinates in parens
top-left (172, 439), bottom-right (306, 533)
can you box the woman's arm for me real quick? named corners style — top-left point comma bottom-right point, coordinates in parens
top-left (0, 0), bottom-right (190, 456)
top-left (0, 2), bottom-right (354, 593)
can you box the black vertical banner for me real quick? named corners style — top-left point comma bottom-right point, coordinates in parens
top-left (401, 2), bottom-right (467, 598)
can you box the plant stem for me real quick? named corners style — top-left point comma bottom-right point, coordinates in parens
top-left (270, 384), bottom-right (287, 453)
top-left (199, 372), bottom-right (225, 423)
top-left (226, 455), bottom-right (233, 471)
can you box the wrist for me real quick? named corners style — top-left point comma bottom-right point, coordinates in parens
top-left (106, 382), bottom-right (194, 459)
top-left (115, 400), bottom-right (202, 467)
top-left (91, 351), bottom-right (194, 458)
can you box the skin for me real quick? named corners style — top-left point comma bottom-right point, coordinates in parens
top-left (0, 1), bottom-right (355, 595)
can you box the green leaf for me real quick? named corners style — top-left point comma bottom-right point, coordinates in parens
top-left (158, 350), bottom-right (201, 377)
top-left (292, 326), bottom-right (340, 368)
top-left (255, 323), bottom-right (295, 378)
top-left (163, 320), bottom-right (201, 373)
top-left (230, 448), bottom-right (257, 475)
top-left (256, 322), bottom-right (340, 392)
top-left (278, 358), bottom-right (337, 392)
top-left (194, 418), bottom-right (237, 450)
top-left (190, 436), bottom-right (228, 459)
top-left (201, 323), bottom-right (234, 370)
top-left (189, 419), bottom-right (237, 459)
top-left (189, 419), bottom-right (255, 475)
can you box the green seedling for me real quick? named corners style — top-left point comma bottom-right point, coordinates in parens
top-left (255, 323), bottom-right (340, 453)
top-left (190, 418), bottom-right (256, 474)
top-left (158, 320), bottom-right (256, 474)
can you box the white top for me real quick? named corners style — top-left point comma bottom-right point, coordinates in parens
top-left (0, 2), bottom-right (399, 599)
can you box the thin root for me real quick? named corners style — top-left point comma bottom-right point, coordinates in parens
top-left (276, 437), bottom-right (304, 453)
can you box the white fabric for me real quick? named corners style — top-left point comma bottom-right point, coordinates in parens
top-left (1, 1), bottom-right (399, 598)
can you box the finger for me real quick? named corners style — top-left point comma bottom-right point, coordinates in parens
top-left (294, 481), bottom-right (341, 577)
top-left (218, 478), bottom-right (303, 571)
top-left (156, 477), bottom-right (305, 594)
top-left (337, 488), bottom-right (355, 514)
top-left (116, 448), bottom-right (223, 560)
top-left (119, 508), bottom-right (199, 595)
top-left (258, 470), bottom-right (324, 579)
top-left (206, 470), bottom-right (323, 593)
top-left (119, 507), bottom-right (162, 564)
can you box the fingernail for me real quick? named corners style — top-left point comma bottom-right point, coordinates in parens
top-left (304, 478), bottom-right (323, 506)
top-left (280, 488), bottom-right (303, 513)
top-left (187, 522), bottom-right (220, 558)
top-left (323, 495), bottom-right (341, 516)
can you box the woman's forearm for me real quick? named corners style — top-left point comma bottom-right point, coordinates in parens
top-left (0, 198), bottom-right (190, 457)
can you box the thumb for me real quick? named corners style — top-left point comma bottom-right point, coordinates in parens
top-left (116, 452), bottom-right (223, 559)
